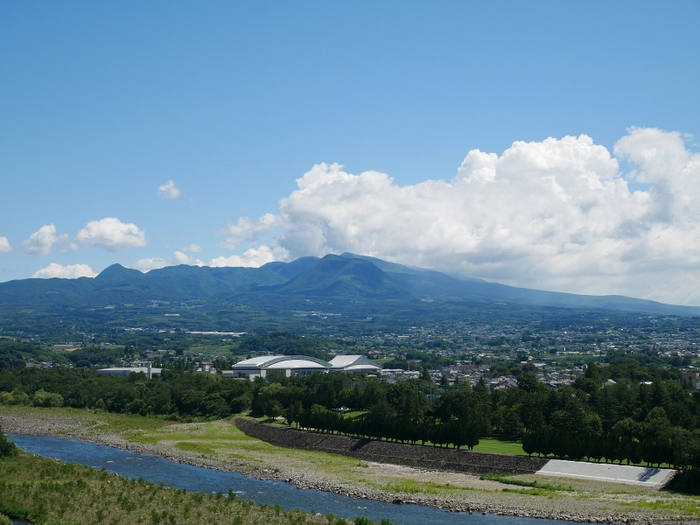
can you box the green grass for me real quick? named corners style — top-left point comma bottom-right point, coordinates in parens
top-left (125, 418), bottom-right (369, 476)
top-left (370, 479), bottom-right (474, 496)
top-left (341, 411), bottom-right (368, 419)
top-left (0, 452), bottom-right (336, 525)
top-left (480, 474), bottom-right (572, 491)
top-left (472, 438), bottom-right (526, 455)
top-left (501, 488), bottom-right (561, 497)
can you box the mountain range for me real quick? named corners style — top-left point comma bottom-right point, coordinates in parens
top-left (1, 253), bottom-right (698, 317)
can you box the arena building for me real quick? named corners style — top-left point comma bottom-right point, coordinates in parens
top-left (225, 355), bottom-right (331, 379)
top-left (225, 354), bottom-right (382, 380)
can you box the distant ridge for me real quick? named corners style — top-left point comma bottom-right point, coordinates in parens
top-left (1, 253), bottom-right (699, 317)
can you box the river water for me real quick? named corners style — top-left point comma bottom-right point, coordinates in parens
top-left (8, 434), bottom-right (565, 525)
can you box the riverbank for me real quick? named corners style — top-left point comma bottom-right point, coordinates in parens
top-left (1, 408), bottom-right (697, 525)
top-left (0, 451), bottom-right (331, 525)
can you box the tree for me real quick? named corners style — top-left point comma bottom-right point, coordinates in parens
top-left (584, 361), bottom-right (602, 382)
top-left (0, 425), bottom-right (18, 458)
top-left (610, 417), bottom-right (643, 464)
top-left (387, 381), bottom-right (427, 420)
top-left (357, 378), bottom-right (386, 409)
top-left (517, 373), bottom-right (538, 394)
top-left (32, 389), bottom-right (64, 408)
top-left (283, 400), bottom-right (303, 427)
top-left (640, 407), bottom-right (673, 467)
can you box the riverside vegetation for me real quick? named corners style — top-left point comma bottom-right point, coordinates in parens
top-left (3, 407), bottom-right (700, 524)
top-left (0, 421), bottom-right (396, 525)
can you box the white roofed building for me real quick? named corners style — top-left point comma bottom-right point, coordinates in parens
top-left (224, 354), bottom-right (383, 380)
top-left (227, 355), bottom-right (331, 380)
top-left (329, 355), bottom-right (382, 374)
top-left (97, 363), bottom-right (161, 379)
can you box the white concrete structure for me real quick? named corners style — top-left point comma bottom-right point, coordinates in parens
top-left (537, 459), bottom-right (676, 487)
top-left (97, 364), bottom-right (161, 379)
top-left (329, 355), bottom-right (382, 374)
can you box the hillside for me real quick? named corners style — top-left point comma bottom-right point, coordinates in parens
top-left (1, 253), bottom-right (699, 335)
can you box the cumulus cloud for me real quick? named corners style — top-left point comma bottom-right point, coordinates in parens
top-left (0, 237), bottom-right (11, 253)
top-left (75, 218), bottom-right (146, 251)
top-left (134, 250), bottom-right (205, 272)
top-left (134, 257), bottom-right (169, 272)
top-left (220, 214), bottom-right (277, 249)
top-left (32, 263), bottom-right (97, 279)
top-left (209, 246), bottom-right (276, 268)
top-left (157, 180), bottom-right (181, 200)
top-left (173, 250), bottom-right (205, 266)
top-left (181, 243), bottom-right (202, 253)
top-left (231, 128), bottom-right (700, 304)
top-left (23, 224), bottom-right (67, 256)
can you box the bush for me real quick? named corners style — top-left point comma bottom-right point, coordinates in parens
top-left (663, 471), bottom-right (700, 495)
top-left (0, 513), bottom-right (11, 525)
top-left (8, 389), bottom-right (30, 406)
top-left (0, 426), bottom-right (18, 458)
top-left (32, 390), bottom-right (64, 408)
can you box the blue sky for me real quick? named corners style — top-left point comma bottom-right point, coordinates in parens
top-left (2, 1), bottom-right (700, 305)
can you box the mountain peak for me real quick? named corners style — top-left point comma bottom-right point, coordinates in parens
top-left (96, 264), bottom-right (143, 281)
top-left (271, 254), bottom-right (409, 299)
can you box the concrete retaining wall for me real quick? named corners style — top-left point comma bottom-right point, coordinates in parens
top-left (236, 418), bottom-right (547, 476)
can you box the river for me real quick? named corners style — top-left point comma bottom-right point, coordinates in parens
top-left (8, 434), bottom-right (565, 525)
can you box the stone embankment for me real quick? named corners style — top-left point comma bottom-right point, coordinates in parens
top-left (236, 417), bottom-right (547, 476)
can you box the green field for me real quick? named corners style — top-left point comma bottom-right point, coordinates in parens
top-left (472, 438), bottom-right (526, 455)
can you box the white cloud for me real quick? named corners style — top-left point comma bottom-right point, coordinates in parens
top-left (23, 224), bottom-right (67, 256)
top-left (220, 213), bottom-right (277, 249)
top-left (173, 251), bottom-right (205, 266)
top-left (0, 237), bottom-right (11, 253)
top-left (181, 243), bottom-right (202, 253)
top-left (244, 128), bottom-right (700, 305)
top-left (210, 246), bottom-right (276, 268)
top-left (33, 263), bottom-right (97, 279)
top-left (75, 218), bottom-right (146, 251)
top-left (134, 250), bottom-right (205, 272)
top-left (157, 180), bottom-right (181, 200)
top-left (134, 257), bottom-right (170, 272)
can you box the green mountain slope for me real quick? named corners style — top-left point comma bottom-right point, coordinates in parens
top-left (0, 253), bottom-right (698, 318)
top-left (257, 254), bottom-right (409, 299)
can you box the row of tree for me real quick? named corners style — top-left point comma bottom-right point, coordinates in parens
top-left (280, 381), bottom-right (489, 450)
top-left (521, 408), bottom-right (700, 470)
top-left (1, 358), bottom-right (700, 469)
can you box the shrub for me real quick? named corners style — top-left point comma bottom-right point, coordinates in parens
top-left (0, 426), bottom-right (18, 458)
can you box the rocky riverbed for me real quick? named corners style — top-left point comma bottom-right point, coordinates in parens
top-left (0, 411), bottom-right (693, 525)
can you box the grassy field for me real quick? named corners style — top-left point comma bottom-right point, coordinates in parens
top-left (472, 438), bottom-right (526, 455)
top-left (0, 453), bottom-right (343, 525)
